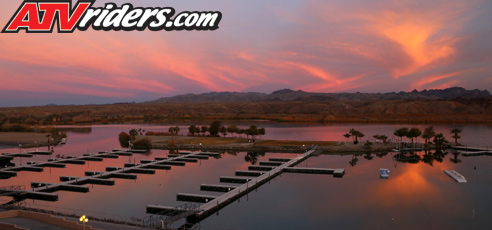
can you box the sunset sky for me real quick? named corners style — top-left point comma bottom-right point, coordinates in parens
top-left (0, 0), bottom-right (491, 106)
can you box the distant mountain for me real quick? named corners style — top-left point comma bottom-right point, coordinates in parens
top-left (148, 87), bottom-right (491, 103)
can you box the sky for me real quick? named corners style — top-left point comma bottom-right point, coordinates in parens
top-left (0, 0), bottom-right (491, 107)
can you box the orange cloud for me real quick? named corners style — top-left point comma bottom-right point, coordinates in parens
top-left (367, 10), bottom-right (458, 78)
top-left (286, 62), bottom-right (342, 84)
top-left (411, 69), bottom-right (483, 90)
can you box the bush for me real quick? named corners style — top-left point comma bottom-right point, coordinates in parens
top-left (132, 137), bottom-right (152, 150)
top-left (118, 132), bottom-right (130, 148)
top-left (1, 123), bottom-right (33, 132)
top-left (146, 131), bottom-right (172, 136)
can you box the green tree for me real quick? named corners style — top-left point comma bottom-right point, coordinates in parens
top-left (406, 128), bottom-right (422, 143)
top-left (118, 132), bottom-right (130, 148)
top-left (227, 125), bottom-right (239, 137)
top-left (450, 128), bottom-right (462, 146)
top-left (258, 128), bottom-right (266, 139)
top-left (129, 129), bottom-right (138, 141)
top-left (200, 126), bottom-right (208, 136)
top-left (346, 128), bottom-right (364, 144)
top-left (209, 121), bottom-right (222, 136)
top-left (220, 126), bottom-right (227, 137)
top-left (188, 125), bottom-right (197, 136)
top-left (168, 126), bottom-right (180, 135)
top-left (422, 126), bottom-right (435, 149)
top-left (248, 125), bottom-right (259, 139)
top-left (394, 127), bottom-right (409, 141)
top-left (433, 133), bottom-right (448, 150)
top-left (237, 129), bottom-right (245, 138)
top-left (373, 135), bottom-right (388, 143)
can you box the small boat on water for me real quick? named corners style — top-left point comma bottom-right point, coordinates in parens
top-left (444, 170), bottom-right (467, 183)
top-left (380, 168), bottom-right (390, 179)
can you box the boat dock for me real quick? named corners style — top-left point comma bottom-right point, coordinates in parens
top-left (459, 150), bottom-right (492, 157)
top-left (1, 150), bottom-right (219, 202)
top-left (451, 146), bottom-right (490, 151)
top-left (451, 146), bottom-right (492, 157)
top-left (146, 149), bottom-right (345, 224)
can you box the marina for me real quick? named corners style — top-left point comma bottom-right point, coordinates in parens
top-left (0, 124), bottom-right (491, 229)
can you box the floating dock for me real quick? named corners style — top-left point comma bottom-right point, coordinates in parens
top-left (283, 167), bottom-right (345, 177)
top-left (460, 150), bottom-right (492, 157)
top-left (5, 151), bottom-right (208, 202)
top-left (146, 149), bottom-right (344, 225)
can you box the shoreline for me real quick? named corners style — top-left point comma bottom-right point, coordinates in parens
top-left (147, 136), bottom-right (396, 153)
top-left (0, 132), bottom-right (52, 149)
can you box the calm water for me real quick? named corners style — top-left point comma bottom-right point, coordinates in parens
top-left (1, 124), bottom-right (491, 229)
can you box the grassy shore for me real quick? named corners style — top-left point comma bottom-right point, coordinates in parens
top-left (0, 132), bottom-right (51, 148)
top-left (145, 136), bottom-right (394, 153)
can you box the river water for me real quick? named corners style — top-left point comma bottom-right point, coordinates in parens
top-left (0, 123), bottom-right (491, 229)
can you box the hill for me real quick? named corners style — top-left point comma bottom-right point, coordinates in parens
top-left (0, 87), bottom-right (491, 125)
top-left (149, 87), bottom-right (491, 103)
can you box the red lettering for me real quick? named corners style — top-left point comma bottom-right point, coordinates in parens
top-left (3, 1), bottom-right (92, 33)
top-left (5, 3), bottom-right (41, 32)
top-left (39, 3), bottom-right (91, 32)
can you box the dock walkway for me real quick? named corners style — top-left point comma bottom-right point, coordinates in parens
top-left (2, 151), bottom-right (215, 202)
top-left (147, 149), bottom-right (344, 226)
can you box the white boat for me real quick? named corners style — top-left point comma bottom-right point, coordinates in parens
top-left (444, 170), bottom-right (467, 183)
top-left (380, 168), bottom-right (390, 179)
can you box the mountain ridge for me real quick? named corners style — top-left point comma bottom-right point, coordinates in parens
top-left (148, 87), bottom-right (491, 103)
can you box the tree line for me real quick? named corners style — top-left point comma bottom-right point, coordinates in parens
top-left (344, 126), bottom-right (463, 149)
top-left (187, 121), bottom-right (266, 139)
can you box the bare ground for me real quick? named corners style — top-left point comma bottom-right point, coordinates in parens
top-left (145, 136), bottom-right (394, 153)
top-left (0, 132), bottom-right (50, 148)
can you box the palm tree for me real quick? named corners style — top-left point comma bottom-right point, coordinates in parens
top-left (422, 126), bottom-right (435, 149)
top-left (433, 133), bottom-right (448, 150)
top-left (450, 128), bottom-right (462, 146)
top-left (346, 128), bottom-right (364, 144)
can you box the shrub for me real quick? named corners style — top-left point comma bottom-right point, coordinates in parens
top-left (118, 132), bottom-right (130, 148)
top-left (1, 123), bottom-right (33, 132)
top-left (146, 131), bottom-right (172, 136)
top-left (132, 137), bottom-right (152, 150)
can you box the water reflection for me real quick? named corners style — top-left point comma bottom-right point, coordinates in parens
top-left (0, 124), bottom-right (491, 230)
top-left (244, 151), bottom-right (266, 165)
